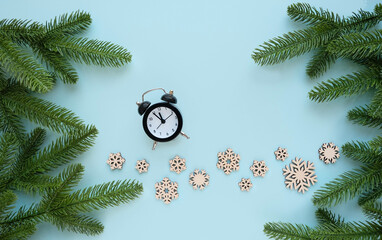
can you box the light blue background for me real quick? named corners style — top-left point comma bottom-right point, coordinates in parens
top-left (2, 0), bottom-right (381, 239)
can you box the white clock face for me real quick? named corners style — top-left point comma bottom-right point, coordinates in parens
top-left (146, 106), bottom-right (179, 139)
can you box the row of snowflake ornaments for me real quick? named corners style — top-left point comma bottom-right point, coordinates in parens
top-left (106, 143), bottom-right (339, 204)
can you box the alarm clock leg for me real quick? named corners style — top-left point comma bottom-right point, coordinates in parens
top-left (152, 141), bottom-right (157, 150)
top-left (180, 132), bottom-right (190, 139)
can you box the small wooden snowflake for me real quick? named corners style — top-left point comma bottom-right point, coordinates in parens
top-left (319, 142), bottom-right (340, 164)
top-left (155, 177), bottom-right (179, 204)
top-left (283, 157), bottom-right (317, 194)
top-left (274, 147), bottom-right (288, 161)
top-left (250, 160), bottom-right (269, 177)
top-left (135, 159), bottom-right (149, 173)
top-left (238, 178), bottom-right (253, 192)
top-left (106, 152), bottom-right (125, 170)
top-left (169, 155), bottom-right (186, 174)
top-left (217, 148), bottom-right (240, 175)
top-left (189, 169), bottom-right (210, 190)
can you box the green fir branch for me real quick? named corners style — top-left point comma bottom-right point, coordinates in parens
top-left (0, 19), bottom-right (44, 44)
top-left (0, 191), bottom-right (16, 218)
top-left (51, 180), bottom-right (143, 215)
top-left (13, 128), bottom-right (46, 174)
top-left (29, 125), bottom-right (98, 174)
top-left (0, 221), bottom-right (36, 240)
top-left (2, 180), bottom-right (143, 225)
top-left (362, 202), bottom-right (382, 221)
top-left (341, 6), bottom-right (382, 33)
top-left (48, 214), bottom-right (103, 236)
top-left (263, 222), bottom-right (313, 240)
top-left (312, 221), bottom-right (382, 239)
top-left (2, 91), bottom-right (86, 133)
top-left (315, 208), bottom-right (344, 226)
top-left (348, 106), bottom-right (382, 129)
top-left (47, 36), bottom-right (132, 67)
top-left (370, 136), bottom-right (382, 149)
top-left (342, 140), bottom-right (382, 164)
top-left (369, 88), bottom-right (382, 118)
top-left (10, 175), bottom-right (60, 194)
top-left (0, 99), bottom-right (25, 141)
top-left (287, 3), bottom-right (342, 26)
top-left (252, 24), bottom-right (337, 65)
top-left (32, 44), bottom-right (79, 84)
top-left (359, 184), bottom-right (382, 205)
top-left (328, 30), bottom-right (382, 59)
top-left (306, 47), bottom-right (336, 79)
top-left (0, 36), bottom-right (54, 93)
top-left (312, 165), bottom-right (382, 207)
top-left (308, 69), bottom-right (380, 102)
top-left (44, 10), bottom-right (91, 37)
top-left (42, 164), bottom-right (84, 210)
top-left (0, 132), bottom-right (17, 172)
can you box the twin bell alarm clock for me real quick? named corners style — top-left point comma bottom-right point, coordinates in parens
top-left (136, 88), bottom-right (189, 149)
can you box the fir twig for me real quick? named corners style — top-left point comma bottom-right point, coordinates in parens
top-left (348, 106), bottom-right (382, 129)
top-left (287, 3), bottom-right (342, 26)
top-left (263, 222), bottom-right (313, 240)
top-left (342, 140), bottom-right (382, 164)
top-left (308, 69), bottom-right (380, 102)
top-left (2, 90), bottom-right (86, 133)
top-left (312, 165), bottom-right (382, 207)
top-left (44, 10), bottom-right (91, 37)
top-left (47, 36), bottom-right (132, 67)
top-left (252, 24), bottom-right (337, 65)
top-left (0, 37), bottom-right (54, 93)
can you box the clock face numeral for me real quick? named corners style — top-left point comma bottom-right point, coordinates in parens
top-left (146, 106), bottom-right (179, 139)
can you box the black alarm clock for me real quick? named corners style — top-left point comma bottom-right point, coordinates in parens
top-left (137, 88), bottom-right (189, 150)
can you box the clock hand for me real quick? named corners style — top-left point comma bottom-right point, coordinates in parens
top-left (153, 112), bottom-right (161, 121)
top-left (164, 112), bottom-right (173, 120)
top-left (156, 123), bottom-right (162, 129)
top-left (158, 112), bottom-right (165, 123)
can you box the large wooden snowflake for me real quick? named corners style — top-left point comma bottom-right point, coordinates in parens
top-left (217, 148), bottom-right (240, 175)
top-left (155, 177), bottom-right (179, 204)
top-left (282, 157), bottom-right (317, 194)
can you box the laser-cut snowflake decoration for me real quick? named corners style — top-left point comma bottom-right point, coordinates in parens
top-left (169, 155), bottom-right (186, 174)
top-left (135, 159), bottom-right (149, 173)
top-left (155, 177), bottom-right (179, 204)
top-left (274, 147), bottom-right (288, 162)
top-left (238, 178), bottom-right (253, 192)
top-left (217, 148), bottom-right (240, 175)
top-left (318, 142), bottom-right (340, 164)
top-left (250, 160), bottom-right (269, 177)
top-left (189, 169), bottom-right (210, 190)
top-left (283, 157), bottom-right (317, 194)
top-left (106, 152), bottom-right (125, 170)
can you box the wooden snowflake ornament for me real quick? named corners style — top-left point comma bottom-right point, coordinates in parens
top-left (283, 157), bottom-right (317, 194)
top-left (274, 147), bottom-right (288, 161)
top-left (318, 142), bottom-right (340, 164)
top-left (135, 159), bottom-right (149, 173)
top-left (250, 160), bottom-right (269, 177)
top-left (155, 177), bottom-right (179, 204)
top-left (169, 155), bottom-right (186, 174)
top-left (106, 152), bottom-right (125, 170)
top-left (189, 169), bottom-right (210, 190)
top-left (238, 178), bottom-right (253, 191)
top-left (217, 148), bottom-right (240, 175)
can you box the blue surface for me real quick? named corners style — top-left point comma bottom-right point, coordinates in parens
top-left (2, 0), bottom-right (381, 239)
